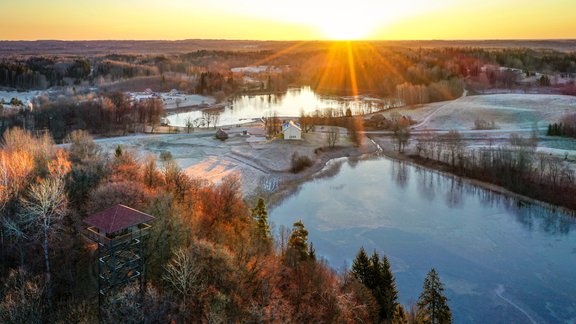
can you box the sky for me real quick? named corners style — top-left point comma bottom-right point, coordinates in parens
top-left (1, 0), bottom-right (575, 40)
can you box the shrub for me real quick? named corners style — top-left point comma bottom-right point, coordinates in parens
top-left (473, 118), bottom-right (497, 130)
top-left (291, 152), bottom-right (313, 173)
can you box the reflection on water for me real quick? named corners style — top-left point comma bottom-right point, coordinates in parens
top-left (271, 157), bottom-right (576, 323)
top-left (167, 86), bottom-right (399, 127)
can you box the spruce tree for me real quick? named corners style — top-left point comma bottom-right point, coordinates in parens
top-left (251, 198), bottom-right (272, 248)
top-left (352, 249), bottom-right (400, 322)
top-left (351, 247), bottom-right (370, 285)
top-left (368, 251), bottom-right (382, 291)
top-left (288, 220), bottom-right (309, 261)
top-left (308, 242), bottom-right (316, 260)
top-left (417, 268), bottom-right (452, 324)
top-left (381, 255), bottom-right (400, 322)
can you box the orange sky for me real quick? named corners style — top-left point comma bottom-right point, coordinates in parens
top-left (1, 0), bottom-right (575, 40)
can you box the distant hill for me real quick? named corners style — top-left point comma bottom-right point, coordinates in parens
top-left (1, 39), bottom-right (575, 56)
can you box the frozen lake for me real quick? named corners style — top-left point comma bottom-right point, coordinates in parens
top-left (271, 157), bottom-right (576, 323)
top-left (167, 86), bottom-right (398, 127)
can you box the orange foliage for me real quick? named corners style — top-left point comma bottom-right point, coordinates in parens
top-left (193, 174), bottom-right (250, 247)
top-left (47, 149), bottom-right (72, 179)
top-left (0, 150), bottom-right (35, 208)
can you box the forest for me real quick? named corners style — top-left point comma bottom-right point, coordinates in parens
top-left (2, 43), bottom-right (574, 99)
top-left (0, 92), bottom-right (164, 141)
top-left (0, 128), bottom-right (452, 323)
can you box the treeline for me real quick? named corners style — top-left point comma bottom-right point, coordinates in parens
top-left (94, 59), bottom-right (159, 80)
top-left (0, 93), bottom-right (164, 140)
top-left (547, 113), bottom-right (576, 138)
top-left (195, 71), bottom-right (236, 95)
top-left (0, 57), bottom-right (91, 89)
top-left (465, 48), bottom-right (576, 75)
top-left (0, 128), bottom-right (450, 323)
top-left (414, 131), bottom-right (576, 210)
top-left (4, 45), bottom-right (574, 100)
top-left (396, 79), bottom-right (463, 105)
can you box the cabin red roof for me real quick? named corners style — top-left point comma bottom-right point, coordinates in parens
top-left (84, 204), bottom-right (155, 233)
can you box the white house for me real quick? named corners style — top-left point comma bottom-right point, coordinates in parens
top-left (282, 121), bottom-right (302, 140)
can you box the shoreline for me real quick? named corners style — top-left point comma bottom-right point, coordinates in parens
top-left (263, 141), bottom-right (379, 209)
top-left (369, 135), bottom-right (576, 216)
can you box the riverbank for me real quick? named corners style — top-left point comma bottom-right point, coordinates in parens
top-left (369, 135), bottom-right (576, 215)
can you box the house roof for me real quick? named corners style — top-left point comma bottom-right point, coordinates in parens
top-left (282, 120), bottom-right (301, 132)
top-left (84, 204), bottom-right (155, 233)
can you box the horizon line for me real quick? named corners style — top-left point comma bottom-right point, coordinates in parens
top-left (2, 38), bottom-right (576, 43)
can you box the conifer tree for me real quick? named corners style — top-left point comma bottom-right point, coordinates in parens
top-left (288, 220), bottom-right (309, 261)
top-left (417, 268), bottom-right (452, 324)
top-left (351, 247), bottom-right (370, 285)
top-left (352, 249), bottom-right (400, 322)
top-left (381, 255), bottom-right (400, 322)
top-left (308, 242), bottom-right (316, 260)
top-left (251, 197), bottom-right (271, 248)
top-left (368, 251), bottom-right (382, 291)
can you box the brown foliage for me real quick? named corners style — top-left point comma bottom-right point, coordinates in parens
top-left (88, 181), bottom-right (151, 213)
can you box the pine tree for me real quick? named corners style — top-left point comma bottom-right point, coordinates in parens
top-left (417, 268), bottom-right (452, 324)
top-left (351, 247), bottom-right (370, 285)
top-left (380, 255), bottom-right (400, 322)
top-left (251, 198), bottom-right (271, 248)
top-left (288, 220), bottom-right (309, 261)
top-left (115, 144), bottom-right (123, 157)
top-left (352, 249), bottom-right (400, 322)
top-left (308, 242), bottom-right (316, 260)
top-left (368, 251), bottom-right (382, 291)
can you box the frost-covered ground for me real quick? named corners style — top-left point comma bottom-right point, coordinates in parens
top-left (374, 94), bottom-right (576, 161)
top-left (392, 94), bottom-right (576, 132)
top-left (0, 90), bottom-right (46, 109)
top-left (93, 126), bottom-right (351, 196)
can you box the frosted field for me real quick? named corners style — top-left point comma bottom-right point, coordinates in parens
top-left (397, 94), bottom-right (576, 131)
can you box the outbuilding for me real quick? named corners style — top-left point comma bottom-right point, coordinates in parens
top-left (282, 121), bottom-right (302, 140)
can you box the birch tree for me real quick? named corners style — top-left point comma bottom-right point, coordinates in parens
top-left (19, 150), bottom-right (70, 299)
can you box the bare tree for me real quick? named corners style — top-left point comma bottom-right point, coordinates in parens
top-left (265, 111), bottom-right (280, 137)
top-left (209, 111), bottom-right (221, 129)
top-left (394, 126), bottom-right (411, 153)
top-left (441, 130), bottom-right (464, 167)
top-left (202, 110), bottom-right (221, 129)
top-left (163, 248), bottom-right (203, 304)
top-left (185, 116), bottom-right (194, 133)
top-left (327, 127), bottom-right (339, 148)
top-left (19, 154), bottom-right (69, 299)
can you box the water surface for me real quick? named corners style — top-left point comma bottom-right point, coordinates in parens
top-left (271, 157), bottom-right (576, 323)
top-left (167, 86), bottom-right (397, 127)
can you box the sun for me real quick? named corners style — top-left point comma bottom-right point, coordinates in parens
top-left (315, 16), bottom-right (377, 40)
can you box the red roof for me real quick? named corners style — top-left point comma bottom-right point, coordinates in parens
top-left (84, 205), bottom-right (155, 233)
